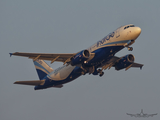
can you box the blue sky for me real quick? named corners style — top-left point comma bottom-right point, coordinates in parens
top-left (1, 0), bottom-right (160, 120)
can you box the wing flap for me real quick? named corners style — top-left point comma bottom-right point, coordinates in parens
top-left (14, 80), bottom-right (45, 86)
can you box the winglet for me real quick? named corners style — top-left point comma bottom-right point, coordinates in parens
top-left (9, 53), bottom-right (13, 57)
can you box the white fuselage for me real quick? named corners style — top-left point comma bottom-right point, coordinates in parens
top-left (47, 24), bottom-right (141, 82)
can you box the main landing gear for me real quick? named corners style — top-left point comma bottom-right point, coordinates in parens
top-left (97, 69), bottom-right (104, 77)
top-left (80, 65), bottom-right (104, 77)
top-left (127, 47), bottom-right (133, 51)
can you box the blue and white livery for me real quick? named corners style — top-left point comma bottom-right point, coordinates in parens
top-left (10, 24), bottom-right (143, 90)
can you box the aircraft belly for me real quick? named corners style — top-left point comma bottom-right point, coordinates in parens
top-left (48, 65), bottom-right (76, 81)
top-left (88, 46), bottom-right (124, 66)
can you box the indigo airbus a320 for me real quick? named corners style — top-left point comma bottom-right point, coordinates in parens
top-left (10, 24), bottom-right (143, 90)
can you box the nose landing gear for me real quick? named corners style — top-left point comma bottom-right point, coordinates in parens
top-left (128, 47), bottom-right (133, 51)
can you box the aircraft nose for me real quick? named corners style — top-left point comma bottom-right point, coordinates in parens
top-left (134, 27), bottom-right (141, 37)
top-left (130, 27), bottom-right (141, 40)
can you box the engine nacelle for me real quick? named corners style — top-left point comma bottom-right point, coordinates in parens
top-left (71, 50), bottom-right (90, 66)
top-left (115, 54), bottom-right (135, 70)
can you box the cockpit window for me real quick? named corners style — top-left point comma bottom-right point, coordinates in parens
top-left (124, 25), bottom-right (135, 29)
top-left (130, 25), bottom-right (135, 27)
top-left (124, 26), bottom-right (128, 29)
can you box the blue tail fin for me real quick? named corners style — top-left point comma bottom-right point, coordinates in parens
top-left (33, 59), bottom-right (54, 80)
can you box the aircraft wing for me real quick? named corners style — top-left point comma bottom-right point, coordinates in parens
top-left (101, 56), bottom-right (143, 71)
top-left (126, 113), bottom-right (136, 117)
top-left (10, 52), bottom-right (76, 64)
top-left (149, 113), bottom-right (158, 117)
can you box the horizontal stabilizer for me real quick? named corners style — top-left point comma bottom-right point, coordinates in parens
top-left (53, 85), bottom-right (63, 88)
top-left (14, 80), bottom-right (45, 86)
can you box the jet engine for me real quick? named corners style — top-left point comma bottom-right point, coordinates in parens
top-left (71, 50), bottom-right (90, 66)
top-left (115, 54), bottom-right (135, 70)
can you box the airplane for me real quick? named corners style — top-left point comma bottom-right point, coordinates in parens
top-left (127, 109), bottom-right (157, 117)
top-left (10, 24), bottom-right (143, 90)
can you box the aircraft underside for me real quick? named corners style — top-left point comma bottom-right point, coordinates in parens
top-left (34, 46), bottom-right (126, 90)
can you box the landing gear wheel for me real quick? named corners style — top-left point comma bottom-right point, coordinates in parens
top-left (128, 47), bottom-right (133, 51)
top-left (97, 69), bottom-right (104, 77)
top-left (99, 72), bottom-right (104, 77)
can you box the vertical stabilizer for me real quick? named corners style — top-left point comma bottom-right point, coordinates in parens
top-left (33, 59), bottom-right (54, 80)
top-left (141, 109), bottom-right (143, 114)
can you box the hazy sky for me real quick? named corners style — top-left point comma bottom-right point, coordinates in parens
top-left (1, 0), bottom-right (160, 120)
